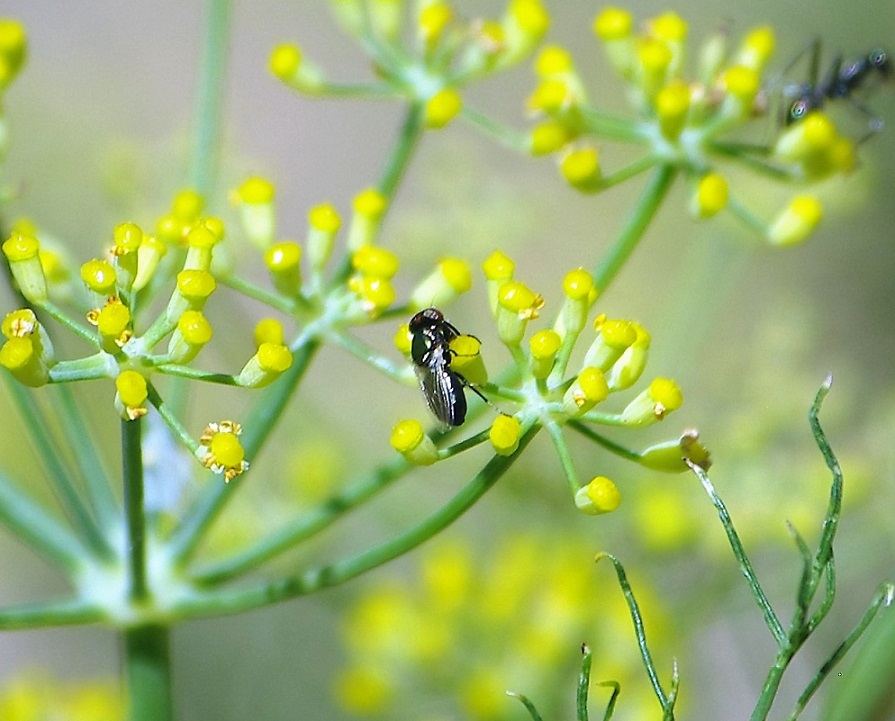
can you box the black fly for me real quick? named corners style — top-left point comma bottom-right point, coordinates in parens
top-left (408, 307), bottom-right (471, 428)
top-left (783, 43), bottom-right (891, 134)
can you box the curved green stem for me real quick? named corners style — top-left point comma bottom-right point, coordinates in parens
top-left (592, 164), bottom-right (677, 293)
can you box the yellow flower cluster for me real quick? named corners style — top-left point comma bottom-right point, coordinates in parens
top-left (270, 0), bottom-right (550, 131)
top-left (391, 250), bottom-right (709, 516)
top-left (525, 7), bottom-right (864, 245)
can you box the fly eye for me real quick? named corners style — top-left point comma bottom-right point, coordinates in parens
top-left (789, 99), bottom-right (810, 122)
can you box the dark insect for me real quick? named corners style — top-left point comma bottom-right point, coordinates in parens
top-left (783, 43), bottom-right (891, 134)
top-left (408, 307), bottom-right (470, 428)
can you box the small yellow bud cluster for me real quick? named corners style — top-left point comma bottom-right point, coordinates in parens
top-left (155, 189), bottom-right (207, 247)
top-left (236, 318), bottom-right (293, 388)
top-left (270, 0), bottom-right (549, 140)
top-left (387, 250), bottom-right (702, 522)
top-left (349, 245), bottom-right (399, 316)
top-left (773, 111), bottom-right (857, 180)
top-left (0, 308), bottom-right (54, 387)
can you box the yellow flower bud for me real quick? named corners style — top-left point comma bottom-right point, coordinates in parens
top-left (254, 318), bottom-right (285, 347)
top-left (449, 334), bottom-right (487, 385)
top-left (767, 196), bottom-right (823, 246)
top-left (269, 43), bottom-right (325, 94)
top-left (132, 234), bottom-right (167, 292)
top-left (655, 80), bottom-right (691, 141)
top-left (307, 202), bottom-right (342, 272)
top-left (575, 476), bottom-right (621, 515)
top-left (529, 329), bottom-right (561, 379)
top-left (620, 377), bottom-right (683, 427)
top-left (424, 88), bottom-right (463, 129)
top-left (489, 414), bottom-right (521, 456)
top-left (560, 147), bottom-right (601, 193)
top-left (410, 258), bottom-right (472, 310)
top-left (3, 233), bottom-right (48, 303)
top-left (200, 421), bottom-right (249, 482)
top-left (347, 188), bottom-right (388, 250)
top-left (115, 370), bottom-right (149, 420)
top-left (691, 173), bottom-right (729, 219)
top-left (167, 310), bottom-right (213, 363)
top-left (265, 241), bottom-right (303, 296)
top-left (390, 419), bottom-right (438, 465)
top-left (563, 366), bottom-right (609, 415)
top-left (234, 176), bottom-right (277, 249)
top-left (236, 342), bottom-right (294, 388)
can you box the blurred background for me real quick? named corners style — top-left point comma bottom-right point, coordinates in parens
top-left (0, 1), bottom-right (894, 719)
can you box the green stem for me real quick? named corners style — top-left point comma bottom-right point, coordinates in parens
top-left (0, 468), bottom-right (89, 575)
top-left (545, 420), bottom-right (580, 497)
top-left (596, 553), bottom-right (673, 714)
top-left (175, 426), bottom-right (539, 617)
top-left (55, 385), bottom-right (119, 531)
top-left (381, 101), bottom-right (425, 198)
top-left (751, 651), bottom-right (792, 721)
top-left (189, 0), bottom-right (233, 197)
top-left (592, 164), bottom-right (677, 293)
top-left (124, 624), bottom-right (173, 721)
top-left (219, 273), bottom-right (297, 314)
top-left (461, 105), bottom-right (530, 152)
top-left (146, 382), bottom-right (200, 454)
top-left (688, 461), bottom-right (786, 645)
top-left (3, 376), bottom-right (113, 561)
top-left (0, 597), bottom-right (105, 630)
top-left (192, 454), bottom-right (412, 585)
top-left (567, 420), bottom-right (643, 463)
top-left (122, 419), bottom-right (148, 602)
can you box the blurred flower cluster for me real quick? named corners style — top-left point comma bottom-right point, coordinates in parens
top-left (336, 533), bottom-right (669, 721)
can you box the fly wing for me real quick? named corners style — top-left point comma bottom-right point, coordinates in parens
top-left (415, 363), bottom-right (467, 428)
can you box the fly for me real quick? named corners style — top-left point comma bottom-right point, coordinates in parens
top-left (408, 307), bottom-right (474, 428)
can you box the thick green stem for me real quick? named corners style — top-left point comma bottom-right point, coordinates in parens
top-left (592, 164), bottom-right (677, 293)
top-left (122, 419), bottom-right (148, 602)
top-left (124, 624), bottom-right (173, 721)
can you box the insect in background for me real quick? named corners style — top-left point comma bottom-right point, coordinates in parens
top-left (408, 307), bottom-right (483, 428)
top-left (781, 41), bottom-right (891, 137)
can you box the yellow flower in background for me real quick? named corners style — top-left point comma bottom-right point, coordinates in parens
top-left (336, 531), bottom-right (670, 720)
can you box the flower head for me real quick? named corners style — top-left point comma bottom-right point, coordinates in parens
top-left (199, 421), bottom-right (250, 482)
